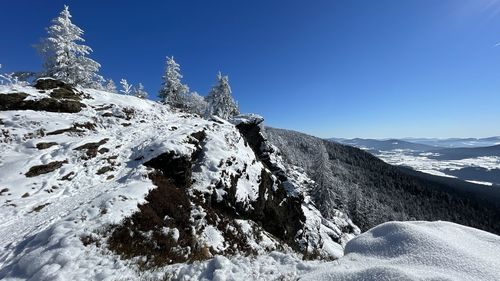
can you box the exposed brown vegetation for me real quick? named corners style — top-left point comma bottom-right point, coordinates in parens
top-left (25, 160), bottom-right (68, 177)
top-left (36, 142), bottom-right (58, 150)
top-left (0, 79), bottom-right (87, 112)
top-left (46, 122), bottom-right (96, 136)
top-left (81, 235), bottom-right (101, 247)
top-left (108, 170), bottom-right (197, 267)
top-left (0, 93), bottom-right (85, 113)
top-left (122, 107), bottom-right (135, 120)
top-left (49, 87), bottom-right (81, 100)
top-left (34, 78), bottom-right (72, 91)
top-left (106, 155), bottom-right (119, 166)
top-left (30, 203), bottom-right (51, 213)
top-left (59, 171), bottom-right (75, 181)
top-left (74, 138), bottom-right (109, 159)
top-left (96, 166), bottom-right (114, 175)
top-left (0, 188), bottom-right (9, 196)
top-left (143, 152), bottom-right (192, 186)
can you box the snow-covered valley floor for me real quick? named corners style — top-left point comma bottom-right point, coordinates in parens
top-left (375, 150), bottom-right (500, 186)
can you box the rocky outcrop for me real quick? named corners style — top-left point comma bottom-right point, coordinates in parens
top-left (107, 113), bottom-right (359, 268)
top-left (0, 78), bottom-right (84, 113)
top-left (231, 114), bottom-right (287, 181)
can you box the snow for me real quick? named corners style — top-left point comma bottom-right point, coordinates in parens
top-left (228, 113), bottom-right (264, 126)
top-left (1, 83), bottom-right (357, 280)
top-left (466, 180), bottom-right (493, 186)
top-left (301, 221), bottom-right (500, 281)
top-left (0, 84), bottom-right (219, 280)
top-left (165, 221), bottom-right (500, 281)
top-left (164, 251), bottom-right (319, 281)
top-left (201, 226), bottom-right (226, 252)
top-left (376, 150), bottom-right (500, 179)
top-left (2, 83), bottom-right (499, 280)
top-left (189, 118), bottom-right (264, 208)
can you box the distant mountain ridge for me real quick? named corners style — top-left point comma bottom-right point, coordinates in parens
top-left (401, 136), bottom-right (500, 148)
top-left (332, 136), bottom-right (500, 150)
top-left (329, 138), bottom-right (441, 152)
top-left (430, 144), bottom-right (500, 160)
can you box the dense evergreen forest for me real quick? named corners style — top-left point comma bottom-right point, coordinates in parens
top-left (266, 127), bottom-right (500, 234)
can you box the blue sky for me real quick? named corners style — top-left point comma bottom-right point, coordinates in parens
top-left (1, 0), bottom-right (499, 138)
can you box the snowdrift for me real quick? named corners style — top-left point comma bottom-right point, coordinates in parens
top-left (301, 221), bottom-right (500, 281)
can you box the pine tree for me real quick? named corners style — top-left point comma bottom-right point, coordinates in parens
top-left (37, 5), bottom-right (103, 88)
top-left (120, 79), bottom-right (132, 95)
top-left (311, 147), bottom-right (338, 218)
top-left (205, 72), bottom-right (239, 119)
top-left (158, 56), bottom-right (189, 107)
top-left (134, 83), bottom-right (148, 99)
top-left (183, 91), bottom-right (208, 115)
top-left (104, 79), bottom-right (118, 93)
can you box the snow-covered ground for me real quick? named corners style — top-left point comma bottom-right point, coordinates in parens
top-left (0, 81), bottom-right (354, 280)
top-left (165, 221), bottom-right (500, 281)
top-left (0, 84), bottom-right (217, 280)
top-left (1, 82), bottom-right (500, 280)
top-left (376, 150), bottom-right (500, 185)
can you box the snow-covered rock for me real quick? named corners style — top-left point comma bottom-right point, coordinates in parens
top-left (0, 80), bottom-right (357, 280)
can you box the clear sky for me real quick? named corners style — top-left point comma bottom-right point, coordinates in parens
top-left (1, 0), bottom-right (499, 139)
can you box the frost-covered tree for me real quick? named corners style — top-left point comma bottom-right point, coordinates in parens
top-left (182, 91), bottom-right (208, 115)
top-left (205, 72), bottom-right (239, 119)
top-left (104, 79), bottom-right (118, 93)
top-left (36, 5), bottom-right (103, 88)
top-left (158, 56), bottom-right (189, 107)
top-left (311, 147), bottom-right (341, 218)
top-left (0, 65), bottom-right (31, 86)
top-left (120, 79), bottom-right (132, 95)
top-left (133, 83), bottom-right (148, 99)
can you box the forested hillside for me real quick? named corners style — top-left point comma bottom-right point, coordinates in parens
top-left (266, 127), bottom-right (500, 234)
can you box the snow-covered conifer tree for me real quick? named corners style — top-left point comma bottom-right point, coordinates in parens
top-left (205, 72), bottom-right (239, 119)
top-left (183, 91), bottom-right (208, 115)
top-left (104, 79), bottom-right (118, 93)
top-left (37, 5), bottom-right (103, 88)
top-left (120, 79), bottom-right (132, 95)
top-left (133, 83), bottom-right (148, 99)
top-left (158, 56), bottom-right (189, 107)
top-left (311, 147), bottom-right (339, 218)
